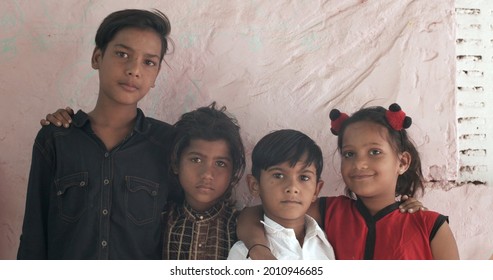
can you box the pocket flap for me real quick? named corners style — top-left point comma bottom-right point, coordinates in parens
top-left (125, 176), bottom-right (159, 196)
top-left (55, 172), bottom-right (88, 196)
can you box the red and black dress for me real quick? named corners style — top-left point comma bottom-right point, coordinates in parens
top-left (321, 195), bottom-right (448, 260)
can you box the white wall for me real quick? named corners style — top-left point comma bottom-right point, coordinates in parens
top-left (1, 0), bottom-right (491, 259)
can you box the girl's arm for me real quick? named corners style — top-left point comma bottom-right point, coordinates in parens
top-left (430, 222), bottom-right (460, 259)
top-left (236, 205), bottom-right (276, 259)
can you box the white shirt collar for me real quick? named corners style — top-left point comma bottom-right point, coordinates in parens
top-left (261, 214), bottom-right (325, 241)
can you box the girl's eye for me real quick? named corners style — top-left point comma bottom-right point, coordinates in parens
top-left (342, 151), bottom-right (354, 158)
top-left (300, 175), bottom-right (310, 182)
top-left (370, 149), bottom-right (381, 156)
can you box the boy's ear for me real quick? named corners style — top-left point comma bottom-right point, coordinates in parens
top-left (246, 174), bottom-right (260, 197)
top-left (398, 151), bottom-right (412, 175)
top-left (312, 179), bottom-right (324, 202)
top-left (91, 47), bottom-right (102, 70)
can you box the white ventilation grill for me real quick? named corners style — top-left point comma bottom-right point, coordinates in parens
top-left (456, 0), bottom-right (493, 185)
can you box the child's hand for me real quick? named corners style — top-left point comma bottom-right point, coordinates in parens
top-left (247, 244), bottom-right (276, 260)
top-left (399, 195), bottom-right (428, 213)
top-left (40, 107), bottom-right (74, 128)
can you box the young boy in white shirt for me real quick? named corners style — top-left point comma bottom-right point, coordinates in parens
top-left (227, 129), bottom-right (335, 260)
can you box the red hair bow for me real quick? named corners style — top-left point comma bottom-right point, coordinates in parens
top-left (385, 103), bottom-right (412, 131)
top-left (329, 109), bottom-right (349, 135)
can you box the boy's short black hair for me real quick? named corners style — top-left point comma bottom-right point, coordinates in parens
top-left (251, 129), bottom-right (323, 181)
top-left (171, 102), bottom-right (246, 205)
top-left (95, 9), bottom-right (171, 62)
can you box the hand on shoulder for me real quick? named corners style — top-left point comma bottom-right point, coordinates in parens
top-left (40, 107), bottom-right (74, 128)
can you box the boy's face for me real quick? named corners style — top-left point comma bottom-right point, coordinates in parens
top-left (91, 27), bottom-right (162, 107)
top-left (248, 157), bottom-right (323, 227)
top-left (175, 139), bottom-right (233, 212)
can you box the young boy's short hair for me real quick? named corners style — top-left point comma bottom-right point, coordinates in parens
top-left (251, 129), bottom-right (323, 181)
top-left (170, 102), bottom-right (246, 205)
top-left (95, 9), bottom-right (171, 61)
top-left (228, 129), bottom-right (334, 260)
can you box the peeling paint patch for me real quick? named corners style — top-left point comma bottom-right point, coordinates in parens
top-left (427, 165), bottom-right (447, 181)
top-left (456, 55), bottom-right (482, 62)
top-left (457, 86), bottom-right (483, 92)
top-left (459, 133), bottom-right (486, 140)
top-left (460, 165), bottom-right (488, 173)
top-left (425, 180), bottom-right (487, 191)
top-left (458, 23), bottom-right (481, 30)
top-left (459, 149), bottom-right (487, 156)
top-left (459, 70), bottom-right (483, 77)
top-left (455, 8), bottom-right (480, 15)
top-left (457, 117), bottom-right (478, 122)
top-left (458, 101), bottom-right (485, 108)
top-left (456, 38), bottom-right (481, 46)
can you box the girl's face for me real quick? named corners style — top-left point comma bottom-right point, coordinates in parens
top-left (340, 121), bottom-right (409, 202)
top-left (175, 139), bottom-right (232, 211)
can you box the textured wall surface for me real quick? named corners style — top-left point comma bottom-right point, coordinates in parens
top-left (0, 0), bottom-right (491, 260)
top-left (456, 0), bottom-right (493, 184)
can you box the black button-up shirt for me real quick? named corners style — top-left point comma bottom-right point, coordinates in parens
top-left (17, 109), bottom-right (175, 259)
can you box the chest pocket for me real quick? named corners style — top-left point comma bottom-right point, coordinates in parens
top-left (125, 176), bottom-right (159, 225)
top-left (55, 172), bottom-right (88, 223)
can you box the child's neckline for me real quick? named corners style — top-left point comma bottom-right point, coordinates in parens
top-left (182, 200), bottom-right (226, 220)
top-left (355, 199), bottom-right (400, 221)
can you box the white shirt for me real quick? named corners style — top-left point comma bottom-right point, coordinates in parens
top-left (227, 215), bottom-right (335, 260)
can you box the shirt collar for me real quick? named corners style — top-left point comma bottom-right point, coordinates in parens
top-left (72, 108), bottom-right (148, 133)
top-left (183, 200), bottom-right (225, 221)
top-left (261, 214), bottom-right (324, 240)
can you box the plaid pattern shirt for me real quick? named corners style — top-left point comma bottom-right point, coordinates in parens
top-left (162, 200), bottom-right (239, 260)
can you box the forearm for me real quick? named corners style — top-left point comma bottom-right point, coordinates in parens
top-left (237, 205), bottom-right (275, 259)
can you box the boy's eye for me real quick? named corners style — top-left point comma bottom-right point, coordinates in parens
top-left (300, 175), bottom-right (310, 182)
top-left (191, 157), bottom-right (201, 163)
top-left (145, 60), bottom-right (157, 66)
top-left (116, 51), bottom-right (128, 58)
top-left (342, 151), bottom-right (354, 158)
top-left (369, 149), bottom-right (381, 156)
top-left (273, 173), bottom-right (284, 179)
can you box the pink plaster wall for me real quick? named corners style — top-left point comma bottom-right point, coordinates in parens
top-left (0, 0), bottom-right (491, 259)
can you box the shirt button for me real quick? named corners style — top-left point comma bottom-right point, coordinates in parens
top-left (102, 209), bottom-right (109, 215)
top-left (199, 216), bottom-right (204, 220)
top-left (101, 240), bottom-right (107, 247)
top-left (56, 191), bottom-right (62, 196)
top-left (198, 244), bottom-right (202, 248)
top-left (80, 181), bottom-right (86, 187)
top-left (104, 152), bottom-right (109, 158)
top-left (103, 179), bottom-right (110, 185)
